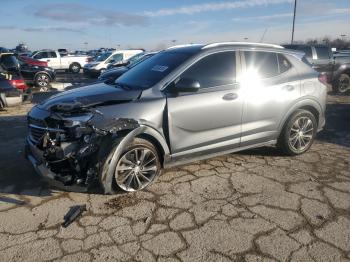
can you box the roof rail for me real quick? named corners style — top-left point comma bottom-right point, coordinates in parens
top-left (202, 42), bottom-right (284, 49)
top-left (166, 44), bottom-right (203, 50)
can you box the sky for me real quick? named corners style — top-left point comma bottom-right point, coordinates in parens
top-left (0, 0), bottom-right (349, 51)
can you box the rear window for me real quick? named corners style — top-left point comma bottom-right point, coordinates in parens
top-left (315, 46), bottom-right (331, 59)
top-left (0, 54), bottom-right (19, 70)
top-left (34, 52), bottom-right (49, 59)
top-left (285, 45), bottom-right (313, 58)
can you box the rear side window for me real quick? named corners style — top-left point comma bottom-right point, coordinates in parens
top-left (277, 54), bottom-right (292, 73)
top-left (244, 51), bottom-right (279, 78)
top-left (315, 46), bottom-right (331, 59)
top-left (180, 51), bottom-right (236, 89)
top-left (49, 52), bottom-right (57, 58)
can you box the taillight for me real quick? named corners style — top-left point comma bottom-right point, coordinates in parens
top-left (318, 73), bottom-right (328, 85)
top-left (9, 79), bottom-right (28, 90)
top-left (87, 57), bottom-right (92, 62)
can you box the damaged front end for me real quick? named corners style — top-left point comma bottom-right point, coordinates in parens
top-left (25, 101), bottom-right (140, 192)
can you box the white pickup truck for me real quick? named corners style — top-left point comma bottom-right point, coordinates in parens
top-left (31, 50), bottom-right (90, 73)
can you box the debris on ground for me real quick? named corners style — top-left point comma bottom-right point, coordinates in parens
top-left (104, 195), bottom-right (138, 210)
top-left (62, 204), bottom-right (87, 228)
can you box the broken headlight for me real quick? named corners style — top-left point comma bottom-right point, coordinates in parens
top-left (62, 114), bottom-right (94, 139)
top-left (63, 114), bottom-right (93, 128)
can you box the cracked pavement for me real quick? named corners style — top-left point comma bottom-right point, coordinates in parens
top-left (0, 94), bottom-right (349, 262)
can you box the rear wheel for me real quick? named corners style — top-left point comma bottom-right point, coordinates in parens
top-left (69, 63), bottom-right (81, 74)
top-left (335, 73), bottom-right (350, 94)
top-left (278, 110), bottom-right (317, 155)
top-left (35, 73), bottom-right (50, 91)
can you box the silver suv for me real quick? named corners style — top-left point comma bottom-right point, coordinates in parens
top-left (26, 42), bottom-right (327, 193)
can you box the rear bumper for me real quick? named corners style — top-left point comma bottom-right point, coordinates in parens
top-left (0, 91), bottom-right (23, 107)
top-left (25, 137), bottom-right (88, 192)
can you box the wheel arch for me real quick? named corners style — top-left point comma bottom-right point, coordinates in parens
top-left (278, 99), bottom-right (322, 134)
top-left (99, 125), bottom-right (170, 194)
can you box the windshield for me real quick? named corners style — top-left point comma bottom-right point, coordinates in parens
top-left (95, 52), bottom-right (112, 62)
top-left (116, 52), bottom-right (192, 90)
top-left (128, 53), bottom-right (154, 69)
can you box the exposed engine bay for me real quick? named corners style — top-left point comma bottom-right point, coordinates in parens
top-left (26, 100), bottom-right (140, 190)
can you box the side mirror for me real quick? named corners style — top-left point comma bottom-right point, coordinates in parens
top-left (173, 78), bottom-right (200, 93)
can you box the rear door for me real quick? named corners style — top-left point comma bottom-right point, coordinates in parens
top-left (166, 51), bottom-right (244, 159)
top-left (240, 51), bottom-right (301, 146)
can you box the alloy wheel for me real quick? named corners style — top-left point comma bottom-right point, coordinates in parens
top-left (288, 116), bottom-right (314, 152)
top-left (115, 147), bottom-right (158, 191)
top-left (36, 74), bottom-right (49, 91)
top-left (339, 74), bottom-right (350, 93)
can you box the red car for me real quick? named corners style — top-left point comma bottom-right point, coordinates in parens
top-left (19, 55), bottom-right (48, 67)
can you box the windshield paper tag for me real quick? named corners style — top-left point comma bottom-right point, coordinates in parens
top-left (151, 65), bottom-right (168, 72)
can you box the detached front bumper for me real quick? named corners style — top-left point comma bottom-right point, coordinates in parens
top-left (25, 137), bottom-right (89, 192)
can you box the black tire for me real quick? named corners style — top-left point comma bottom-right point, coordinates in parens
top-left (334, 73), bottom-right (350, 94)
top-left (35, 73), bottom-right (50, 91)
top-left (69, 63), bottom-right (81, 74)
top-left (101, 138), bottom-right (161, 193)
top-left (0, 98), bottom-right (5, 110)
top-left (277, 110), bottom-right (317, 156)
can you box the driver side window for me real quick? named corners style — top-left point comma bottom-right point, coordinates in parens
top-left (108, 53), bottom-right (123, 63)
top-left (180, 51), bottom-right (236, 89)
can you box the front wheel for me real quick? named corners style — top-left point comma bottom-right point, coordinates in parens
top-left (334, 73), bottom-right (350, 94)
top-left (278, 110), bottom-right (317, 156)
top-left (102, 138), bottom-right (161, 193)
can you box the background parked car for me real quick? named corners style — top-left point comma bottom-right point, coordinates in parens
top-left (83, 49), bottom-right (144, 77)
top-left (99, 52), bottom-right (157, 83)
top-left (106, 52), bottom-right (146, 70)
top-left (284, 44), bottom-right (350, 94)
top-left (17, 57), bottom-right (56, 91)
top-left (58, 49), bottom-right (68, 57)
top-left (19, 55), bottom-right (48, 67)
top-left (0, 73), bottom-right (23, 109)
top-left (31, 50), bottom-right (90, 73)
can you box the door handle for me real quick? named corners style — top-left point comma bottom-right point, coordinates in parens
top-left (222, 93), bottom-right (238, 101)
top-left (282, 85), bottom-right (295, 91)
top-left (47, 59), bottom-right (50, 62)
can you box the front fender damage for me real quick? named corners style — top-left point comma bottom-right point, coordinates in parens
top-left (34, 106), bottom-right (141, 191)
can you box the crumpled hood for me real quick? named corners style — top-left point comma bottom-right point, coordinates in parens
top-left (38, 83), bottom-right (142, 111)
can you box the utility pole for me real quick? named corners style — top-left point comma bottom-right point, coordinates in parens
top-left (291, 0), bottom-right (297, 44)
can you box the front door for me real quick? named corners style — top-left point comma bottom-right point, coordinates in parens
top-left (166, 51), bottom-right (243, 158)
